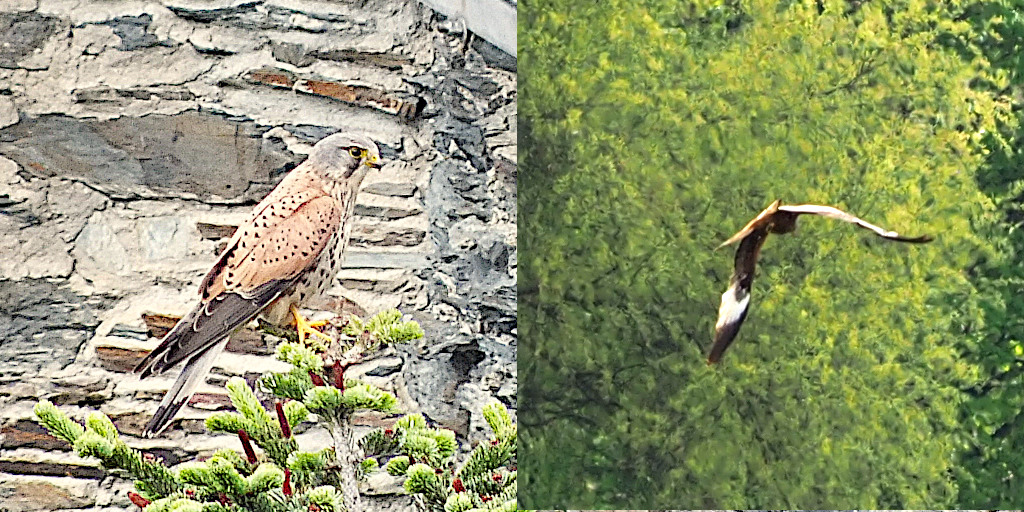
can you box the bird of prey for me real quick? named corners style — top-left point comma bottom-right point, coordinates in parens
top-left (134, 132), bottom-right (382, 436)
top-left (708, 199), bottom-right (933, 364)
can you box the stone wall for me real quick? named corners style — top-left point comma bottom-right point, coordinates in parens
top-left (0, 1), bottom-right (516, 510)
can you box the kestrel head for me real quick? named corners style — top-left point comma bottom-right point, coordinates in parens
top-left (308, 132), bottom-right (383, 184)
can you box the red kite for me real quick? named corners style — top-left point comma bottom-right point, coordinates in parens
top-left (709, 200), bottom-right (933, 364)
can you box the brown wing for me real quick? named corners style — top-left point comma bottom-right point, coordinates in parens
top-left (135, 194), bottom-right (342, 377)
top-left (709, 227), bottom-right (769, 364)
top-left (200, 170), bottom-right (332, 300)
top-left (776, 204), bottom-right (933, 243)
top-left (717, 199), bottom-right (782, 249)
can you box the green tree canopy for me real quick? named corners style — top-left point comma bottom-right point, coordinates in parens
top-left (947, 1), bottom-right (1024, 507)
top-left (521, 0), bottom-right (1011, 508)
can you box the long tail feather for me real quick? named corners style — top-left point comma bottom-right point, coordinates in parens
top-left (142, 338), bottom-right (229, 437)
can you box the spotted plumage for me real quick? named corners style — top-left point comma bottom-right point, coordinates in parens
top-left (134, 132), bottom-right (383, 436)
top-left (708, 199), bottom-right (933, 364)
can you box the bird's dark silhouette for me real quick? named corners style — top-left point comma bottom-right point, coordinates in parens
top-left (709, 199), bottom-right (933, 364)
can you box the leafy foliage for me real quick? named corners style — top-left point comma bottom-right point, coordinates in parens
top-left (521, 0), bottom-right (1010, 508)
top-left (35, 401), bottom-right (180, 498)
top-left (376, 402), bottom-right (517, 512)
top-left (947, 1), bottom-right (1024, 507)
top-left (343, 309), bottom-right (426, 347)
top-left (31, 310), bottom-right (501, 512)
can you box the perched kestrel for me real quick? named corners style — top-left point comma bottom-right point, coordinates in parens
top-left (134, 132), bottom-right (382, 436)
top-left (708, 199), bottom-right (933, 364)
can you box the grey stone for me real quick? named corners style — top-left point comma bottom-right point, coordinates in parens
top-left (433, 119), bottom-right (488, 172)
top-left (138, 216), bottom-right (194, 260)
top-left (0, 97), bottom-right (17, 129)
top-left (0, 234), bottom-right (75, 279)
top-left (74, 212), bottom-right (130, 276)
top-left (342, 251), bottom-right (428, 270)
top-left (363, 493), bottom-right (417, 512)
top-left (416, 26), bottom-right (518, 441)
top-left (71, 209), bottom-right (198, 288)
top-left (0, 111), bottom-right (301, 203)
top-left (0, 0), bottom-right (38, 13)
top-left (0, 481), bottom-right (95, 512)
top-left (0, 279), bottom-right (113, 378)
top-left (362, 356), bottom-right (404, 377)
top-left (271, 41), bottom-right (315, 67)
top-left (100, 13), bottom-right (172, 51)
top-left (352, 226), bottom-right (426, 247)
top-left (311, 48), bottom-right (413, 69)
top-left (187, 25), bottom-right (262, 54)
top-left (166, 1), bottom-right (348, 32)
top-left (491, 155), bottom-right (516, 215)
top-left (471, 36), bottom-right (516, 72)
top-left (0, 12), bottom-right (59, 69)
top-left (51, 373), bottom-right (113, 405)
top-left (0, 176), bottom-right (107, 280)
top-left (164, 2), bottom-right (264, 24)
top-left (429, 158), bottom-right (489, 222)
top-left (419, 0), bottom-right (516, 57)
top-left (363, 182), bottom-right (417, 197)
top-left (73, 85), bottom-right (197, 103)
top-left (399, 344), bottom-right (480, 437)
top-left (361, 471), bottom-right (404, 495)
top-left (355, 204), bottom-right (423, 220)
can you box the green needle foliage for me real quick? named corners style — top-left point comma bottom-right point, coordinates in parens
top-left (35, 401), bottom-right (180, 498)
top-left (344, 309), bottom-right (426, 347)
top-left (361, 413), bottom-right (457, 471)
top-left (205, 378), bottom-right (301, 466)
top-left (368, 402), bottom-right (517, 512)
top-left (521, 0), bottom-right (1013, 508)
top-left (32, 310), bottom-right (498, 512)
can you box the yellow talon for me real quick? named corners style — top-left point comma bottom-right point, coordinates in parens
top-left (290, 305), bottom-right (334, 345)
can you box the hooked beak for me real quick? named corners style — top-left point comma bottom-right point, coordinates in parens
top-left (365, 155), bottom-right (383, 169)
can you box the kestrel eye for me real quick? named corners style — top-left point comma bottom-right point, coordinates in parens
top-left (349, 147), bottom-right (363, 158)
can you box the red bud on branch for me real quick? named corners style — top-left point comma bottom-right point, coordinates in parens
top-left (275, 400), bottom-right (292, 438)
top-left (238, 429), bottom-right (257, 464)
top-left (283, 468), bottom-right (293, 496)
top-left (332, 360), bottom-right (345, 390)
top-left (128, 492), bottom-right (150, 508)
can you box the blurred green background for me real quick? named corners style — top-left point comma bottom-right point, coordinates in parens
top-left (519, 0), bottom-right (1024, 508)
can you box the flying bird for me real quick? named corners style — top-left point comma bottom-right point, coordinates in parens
top-left (134, 132), bottom-right (383, 436)
top-left (708, 199), bottom-right (933, 364)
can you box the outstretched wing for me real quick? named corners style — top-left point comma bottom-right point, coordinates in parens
top-left (709, 228), bottom-right (769, 364)
top-left (717, 199), bottom-right (782, 249)
top-left (777, 204), bottom-right (933, 243)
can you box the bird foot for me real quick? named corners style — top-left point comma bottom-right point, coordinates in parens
top-left (290, 305), bottom-right (335, 346)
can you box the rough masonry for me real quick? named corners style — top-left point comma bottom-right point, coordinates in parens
top-left (0, 1), bottom-right (516, 510)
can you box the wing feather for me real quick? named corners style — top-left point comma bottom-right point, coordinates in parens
top-left (717, 199), bottom-right (782, 249)
top-left (199, 169), bottom-right (332, 300)
top-left (777, 204), bottom-right (933, 243)
top-left (137, 189), bottom-right (341, 378)
top-left (134, 277), bottom-right (298, 378)
top-left (709, 229), bottom-right (768, 363)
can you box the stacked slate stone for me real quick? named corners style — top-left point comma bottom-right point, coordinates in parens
top-left (0, 1), bottom-right (515, 510)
